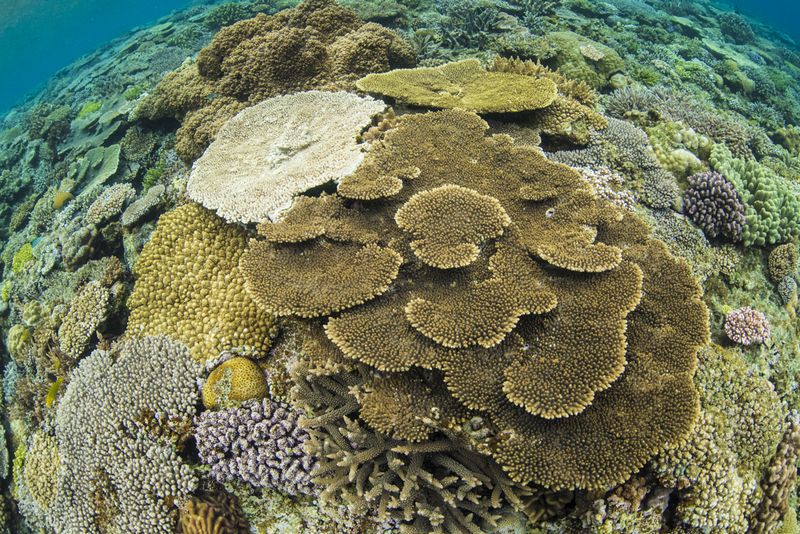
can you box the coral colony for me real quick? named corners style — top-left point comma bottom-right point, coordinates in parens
top-left (1, 0), bottom-right (800, 532)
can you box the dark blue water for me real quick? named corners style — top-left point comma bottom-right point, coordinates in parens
top-left (717, 0), bottom-right (800, 43)
top-left (0, 0), bottom-right (199, 114)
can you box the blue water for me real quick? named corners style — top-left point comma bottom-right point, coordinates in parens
top-left (723, 0), bottom-right (800, 42)
top-left (0, 0), bottom-right (201, 114)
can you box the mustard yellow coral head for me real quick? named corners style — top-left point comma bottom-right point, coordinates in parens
top-left (356, 59), bottom-right (558, 113)
top-left (202, 357), bottom-right (269, 409)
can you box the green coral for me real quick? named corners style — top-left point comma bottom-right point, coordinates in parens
top-left (76, 101), bottom-right (102, 119)
top-left (12, 243), bottom-right (34, 274)
top-left (123, 85), bottom-right (146, 101)
top-left (646, 121), bottom-right (711, 178)
top-left (711, 144), bottom-right (800, 246)
top-left (532, 31), bottom-right (625, 89)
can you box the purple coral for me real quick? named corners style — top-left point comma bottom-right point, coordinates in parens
top-left (194, 398), bottom-right (318, 496)
top-left (683, 171), bottom-right (745, 243)
top-left (724, 306), bottom-right (771, 345)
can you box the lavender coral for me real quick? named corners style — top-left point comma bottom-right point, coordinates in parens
top-left (194, 398), bottom-right (317, 496)
top-left (724, 306), bottom-right (771, 345)
top-left (683, 171), bottom-right (746, 243)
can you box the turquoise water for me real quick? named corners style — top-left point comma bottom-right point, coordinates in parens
top-left (0, 0), bottom-right (199, 113)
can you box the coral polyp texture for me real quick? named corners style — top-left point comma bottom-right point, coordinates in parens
top-left (49, 336), bottom-right (200, 533)
top-left (683, 171), bottom-right (746, 243)
top-left (136, 0), bottom-right (414, 162)
top-left (239, 107), bottom-right (708, 529)
top-left (356, 59), bottom-right (558, 112)
top-left (126, 202), bottom-right (276, 362)
top-left (724, 306), bottom-right (771, 345)
top-left (187, 91), bottom-right (387, 224)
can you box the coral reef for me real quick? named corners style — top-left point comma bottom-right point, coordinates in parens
top-left (202, 357), bottom-right (269, 409)
top-left (683, 171), bottom-right (746, 242)
top-left (242, 108), bottom-right (708, 512)
top-left (187, 91), bottom-right (387, 224)
top-left (194, 398), bottom-right (317, 496)
top-left (137, 0), bottom-right (414, 162)
top-left (50, 336), bottom-right (200, 533)
top-left (724, 306), bottom-right (771, 345)
top-left (126, 203), bottom-right (276, 362)
top-left (57, 280), bottom-right (110, 360)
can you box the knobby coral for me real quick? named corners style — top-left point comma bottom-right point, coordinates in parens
top-left (50, 336), bottom-right (200, 533)
top-left (239, 108), bottom-right (708, 530)
top-left (187, 91), bottom-right (386, 224)
top-left (127, 203), bottom-right (276, 362)
top-left (724, 306), bottom-right (771, 345)
top-left (683, 171), bottom-right (746, 243)
top-left (136, 0), bottom-right (414, 162)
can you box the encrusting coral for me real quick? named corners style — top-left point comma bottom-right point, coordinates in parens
top-left (356, 58), bottom-right (558, 113)
top-left (49, 336), bottom-right (200, 533)
top-left (187, 91), bottom-right (387, 224)
top-left (127, 202), bottom-right (277, 362)
top-left (136, 0), bottom-right (414, 162)
top-left (239, 106), bottom-right (708, 528)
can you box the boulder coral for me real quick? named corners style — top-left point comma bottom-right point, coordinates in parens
top-left (240, 107), bottom-right (708, 527)
top-left (187, 91), bottom-right (387, 224)
top-left (127, 202), bottom-right (276, 362)
top-left (136, 0), bottom-right (414, 162)
top-left (202, 357), bottom-right (269, 409)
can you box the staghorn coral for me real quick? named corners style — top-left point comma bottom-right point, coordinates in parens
top-left (50, 336), bottom-right (200, 533)
top-left (243, 108), bottom-right (708, 495)
top-left (138, 0), bottom-right (414, 162)
top-left (57, 280), bottom-right (110, 361)
top-left (683, 171), bottom-right (746, 243)
top-left (85, 183), bottom-right (136, 225)
top-left (187, 91), bottom-right (386, 224)
top-left (725, 306), bottom-right (771, 345)
top-left (202, 357), bottom-right (269, 409)
top-left (356, 59), bottom-right (558, 113)
top-left (127, 203), bottom-right (276, 362)
top-left (194, 397), bottom-right (317, 496)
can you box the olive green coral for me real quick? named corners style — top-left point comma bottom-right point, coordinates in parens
top-left (23, 433), bottom-right (59, 511)
top-left (127, 203), bottom-right (276, 362)
top-left (356, 59), bottom-right (558, 113)
top-left (244, 109), bottom-right (707, 496)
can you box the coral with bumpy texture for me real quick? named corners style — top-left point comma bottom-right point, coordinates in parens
top-left (138, 0), bottom-right (414, 162)
top-left (85, 183), bottom-right (136, 225)
top-left (244, 109), bottom-right (708, 494)
top-left (127, 203), bottom-right (276, 362)
top-left (194, 398), bottom-right (317, 496)
top-left (57, 281), bottom-right (110, 361)
top-left (202, 357), bottom-right (269, 409)
top-left (356, 59), bottom-right (558, 113)
top-left (683, 171), bottom-right (746, 242)
top-left (50, 336), bottom-right (200, 534)
top-left (23, 432), bottom-right (59, 511)
top-left (711, 144), bottom-right (800, 246)
top-left (725, 306), bottom-right (771, 345)
top-left (768, 243), bottom-right (798, 283)
top-left (720, 12), bottom-right (756, 44)
top-left (179, 491), bottom-right (250, 534)
top-left (187, 91), bottom-right (386, 224)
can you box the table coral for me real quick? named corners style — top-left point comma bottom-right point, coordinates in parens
top-left (50, 336), bottom-right (200, 533)
top-left (127, 202), bottom-right (276, 362)
top-left (136, 0), bottom-right (414, 162)
top-left (242, 108), bottom-right (708, 512)
top-left (187, 91), bottom-right (387, 224)
top-left (356, 59), bottom-right (558, 113)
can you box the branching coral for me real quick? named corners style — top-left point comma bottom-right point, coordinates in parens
top-left (85, 183), bottom-right (136, 225)
top-left (137, 0), bottom-right (414, 162)
top-left (127, 203), bottom-right (276, 362)
top-left (683, 171), bottom-right (746, 242)
top-left (57, 280), bottom-right (110, 361)
top-left (187, 91), bottom-right (387, 224)
top-left (50, 336), bottom-right (200, 533)
top-left (242, 108), bottom-right (708, 504)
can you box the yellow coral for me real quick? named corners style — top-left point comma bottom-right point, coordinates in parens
top-left (127, 203), bottom-right (276, 362)
top-left (11, 243), bottom-right (34, 274)
top-left (356, 59), bottom-right (558, 113)
top-left (202, 357), bottom-right (269, 409)
top-left (23, 432), bottom-right (59, 510)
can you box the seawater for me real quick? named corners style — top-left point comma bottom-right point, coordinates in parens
top-left (0, 0), bottom-right (199, 114)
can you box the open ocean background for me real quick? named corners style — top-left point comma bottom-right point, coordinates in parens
top-left (0, 0), bottom-right (798, 115)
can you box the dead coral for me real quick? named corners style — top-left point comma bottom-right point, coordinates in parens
top-left (244, 109), bottom-right (708, 497)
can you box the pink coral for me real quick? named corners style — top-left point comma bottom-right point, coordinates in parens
top-left (724, 306), bottom-right (770, 345)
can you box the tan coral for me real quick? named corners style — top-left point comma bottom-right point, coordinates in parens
top-left (179, 491), bottom-right (250, 534)
top-left (395, 184), bottom-right (511, 269)
top-left (187, 91), bottom-right (387, 224)
top-left (24, 432), bottom-right (60, 510)
top-left (126, 203), bottom-right (276, 362)
top-left (356, 59), bottom-right (558, 113)
top-left (243, 109), bottom-right (707, 494)
top-left (57, 281), bottom-right (110, 361)
top-left (202, 357), bottom-right (269, 409)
